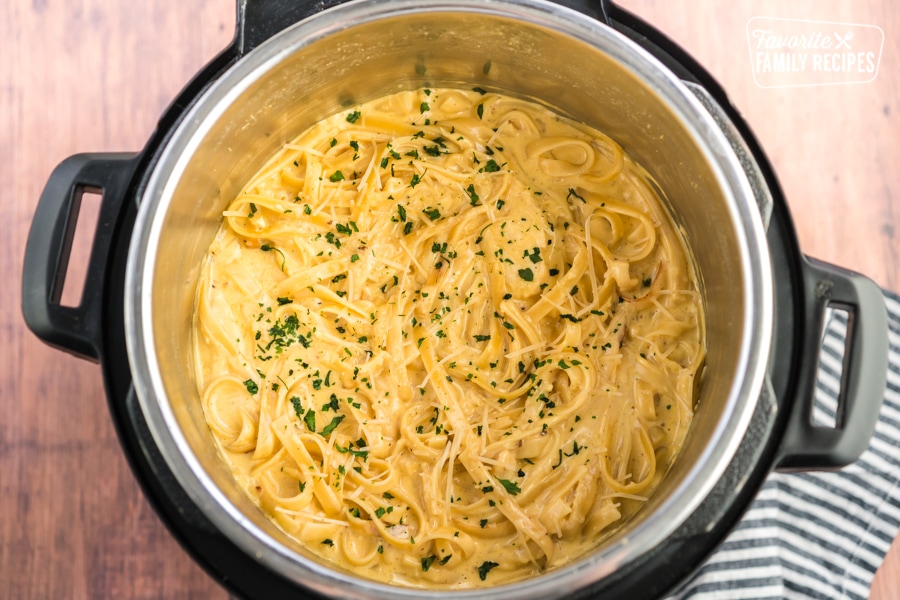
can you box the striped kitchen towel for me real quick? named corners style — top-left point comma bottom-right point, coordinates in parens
top-left (667, 291), bottom-right (900, 600)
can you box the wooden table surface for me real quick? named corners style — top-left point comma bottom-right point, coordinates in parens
top-left (3, 0), bottom-right (897, 598)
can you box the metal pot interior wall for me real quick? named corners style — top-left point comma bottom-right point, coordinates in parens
top-left (127, 2), bottom-right (771, 596)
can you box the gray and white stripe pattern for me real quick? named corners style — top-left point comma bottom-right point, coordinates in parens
top-left (667, 292), bottom-right (900, 600)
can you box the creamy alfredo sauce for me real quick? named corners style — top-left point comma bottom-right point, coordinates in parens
top-left (193, 88), bottom-right (705, 588)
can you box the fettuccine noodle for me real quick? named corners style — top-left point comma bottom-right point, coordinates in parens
top-left (193, 88), bottom-right (705, 587)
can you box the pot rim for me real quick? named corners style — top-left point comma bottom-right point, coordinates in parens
top-left (124, 0), bottom-right (774, 597)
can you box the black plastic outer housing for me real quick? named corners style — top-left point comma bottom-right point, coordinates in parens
top-left (19, 1), bottom-right (877, 599)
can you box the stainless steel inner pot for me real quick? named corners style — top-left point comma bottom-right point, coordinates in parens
top-left (124, 0), bottom-right (773, 597)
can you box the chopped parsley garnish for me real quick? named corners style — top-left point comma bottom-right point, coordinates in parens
top-left (329, 170), bottom-right (345, 182)
top-left (421, 555), bottom-right (438, 572)
top-left (397, 204), bottom-right (407, 222)
top-left (266, 314), bottom-right (308, 351)
top-left (517, 268), bottom-right (534, 282)
top-left (477, 561), bottom-right (499, 581)
top-left (497, 478), bottom-right (521, 495)
top-left (324, 231), bottom-right (341, 248)
top-left (346, 110), bottom-right (361, 123)
top-left (319, 415), bottom-right (345, 437)
top-left (243, 379), bottom-right (258, 395)
top-left (524, 247), bottom-right (542, 263)
top-left (260, 244), bottom-right (286, 270)
top-left (304, 409), bottom-right (316, 432)
top-left (466, 183), bottom-right (480, 206)
top-left (323, 394), bottom-right (340, 412)
top-left (552, 449), bottom-right (563, 469)
top-left (334, 442), bottom-right (368, 460)
top-left (423, 207), bottom-right (441, 220)
top-left (483, 159), bottom-right (501, 172)
top-left (290, 396), bottom-right (304, 418)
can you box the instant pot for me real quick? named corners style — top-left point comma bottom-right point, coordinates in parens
top-left (21, 1), bottom-right (889, 598)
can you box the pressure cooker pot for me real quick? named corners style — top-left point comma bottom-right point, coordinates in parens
top-left (22, 1), bottom-right (889, 598)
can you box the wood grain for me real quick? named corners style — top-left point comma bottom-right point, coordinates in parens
top-left (3, 0), bottom-right (897, 598)
top-left (3, 1), bottom-right (233, 598)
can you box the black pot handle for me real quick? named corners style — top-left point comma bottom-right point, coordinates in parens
top-left (236, 0), bottom-right (349, 55)
top-left (234, 0), bottom-right (615, 56)
top-left (774, 257), bottom-right (888, 471)
top-left (22, 153), bottom-right (139, 362)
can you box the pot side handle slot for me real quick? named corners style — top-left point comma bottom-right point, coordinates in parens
top-left (22, 153), bottom-right (138, 362)
top-left (774, 257), bottom-right (889, 472)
